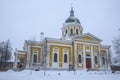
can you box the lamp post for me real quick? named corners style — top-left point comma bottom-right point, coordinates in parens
top-left (13, 48), bottom-right (18, 70)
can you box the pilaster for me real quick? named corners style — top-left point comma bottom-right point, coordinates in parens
top-left (83, 44), bottom-right (86, 68)
top-left (91, 45), bottom-right (94, 69)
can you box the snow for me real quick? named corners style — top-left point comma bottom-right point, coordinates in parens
top-left (0, 69), bottom-right (120, 80)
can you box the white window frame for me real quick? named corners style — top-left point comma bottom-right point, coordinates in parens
top-left (78, 50), bottom-right (83, 64)
top-left (53, 48), bottom-right (59, 63)
top-left (63, 48), bottom-right (69, 63)
top-left (32, 50), bottom-right (38, 64)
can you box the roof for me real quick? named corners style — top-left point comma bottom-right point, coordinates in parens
top-left (65, 7), bottom-right (80, 24)
top-left (65, 17), bottom-right (80, 24)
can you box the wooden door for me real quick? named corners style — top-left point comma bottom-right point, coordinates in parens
top-left (86, 58), bottom-right (91, 68)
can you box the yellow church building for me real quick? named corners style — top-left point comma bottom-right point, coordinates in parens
top-left (14, 7), bottom-right (111, 70)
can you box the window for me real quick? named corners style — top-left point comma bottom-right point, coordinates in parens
top-left (64, 54), bottom-right (67, 63)
top-left (76, 29), bottom-right (78, 35)
top-left (54, 53), bottom-right (57, 62)
top-left (33, 54), bottom-right (37, 63)
top-left (102, 57), bottom-right (105, 65)
top-left (20, 58), bottom-right (24, 63)
top-left (71, 29), bottom-right (73, 34)
top-left (78, 54), bottom-right (82, 63)
top-left (94, 56), bottom-right (97, 64)
top-left (63, 48), bottom-right (69, 63)
top-left (66, 29), bottom-right (67, 34)
top-left (86, 54), bottom-right (90, 57)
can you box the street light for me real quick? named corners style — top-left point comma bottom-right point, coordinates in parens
top-left (1, 42), bottom-right (4, 71)
top-left (13, 48), bottom-right (18, 70)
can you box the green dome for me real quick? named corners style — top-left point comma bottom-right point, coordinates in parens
top-left (65, 17), bottom-right (80, 23)
top-left (65, 7), bottom-right (80, 24)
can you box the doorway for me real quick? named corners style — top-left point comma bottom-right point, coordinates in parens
top-left (86, 58), bottom-right (91, 68)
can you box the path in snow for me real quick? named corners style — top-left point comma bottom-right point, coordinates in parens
top-left (0, 70), bottom-right (120, 80)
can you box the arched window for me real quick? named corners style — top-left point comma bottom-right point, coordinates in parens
top-left (86, 54), bottom-right (90, 57)
top-left (54, 53), bottom-right (57, 62)
top-left (33, 54), bottom-right (37, 63)
top-left (66, 29), bottom-right (67, 34)
top-left (76, 29), bottom-right (78, 35)
top-left (94, 56), bottom-right (97, 64)
top-left (71, 29), bottom-right (73, 34)
top-left (102, 57), bottom-right (105, 65)
top-left (20, 58), bottom-right (24, 63)
top-left (64, 54), bottom-right (67, 63)
top-left (78, 54), bottom-right (82, 63)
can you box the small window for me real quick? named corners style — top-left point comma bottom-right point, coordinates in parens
top-left (64, 54), bottom-right (67, 63)
top-left (78, 54), bottom-right (82, 63)
top-left (54, 53), bottom-right (57, 62)
top-left (94, 56), bottom-right (97, 64)
top-left (76, 29), bottom-right (78, 35)
top-left (71, 29), bottom-right (73, 34)
top-left (66, 29), bottom-right (67, 34)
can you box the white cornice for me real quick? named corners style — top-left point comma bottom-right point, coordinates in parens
top-left (72, 32), bottom-right (102, 42)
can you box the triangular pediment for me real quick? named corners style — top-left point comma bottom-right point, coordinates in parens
top-left (72, 33), bottom-right (102, 42)
top-left (82, 35), bottom-right (95, 40)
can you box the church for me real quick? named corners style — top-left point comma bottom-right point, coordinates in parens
top-left (14, 7), bottom-right (111, 70)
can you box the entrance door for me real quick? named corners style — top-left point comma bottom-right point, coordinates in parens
top-left (86, 58), bottom-right (91, 68)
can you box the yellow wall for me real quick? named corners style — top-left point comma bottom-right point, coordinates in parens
top-left (30, 47), bottom-right (41, 66)
top-left (49, 45), bottom-right (72, 67)
top-left (17, 54), bottom-right (26, 63)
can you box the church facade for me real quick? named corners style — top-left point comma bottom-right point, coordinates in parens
top-left (14, 7), bottom-right (111, 70)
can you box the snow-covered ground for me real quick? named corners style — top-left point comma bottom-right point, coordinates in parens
top-left (0, 69), bottom-right (120, 80)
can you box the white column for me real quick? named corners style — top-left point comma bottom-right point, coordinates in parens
top-left (26, 45), bottom-right (30, 68)
top-left (107, 47), bottom-right (111, 70)
top-left (91, 45), bottom-right (94, 69)
top-left (106, 49), bottom-right (109, 69)
top-left (74, 42), bottom-right (77, 69)
top-left (98, 45), bottom-right (101, 69)
top-left (83, 44), bottom-right (86, 68)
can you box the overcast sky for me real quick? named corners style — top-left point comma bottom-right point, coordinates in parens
top-left (0, 0), bottom-right (120, 52)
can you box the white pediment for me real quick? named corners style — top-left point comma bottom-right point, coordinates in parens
top-left (72, 33), bottom-right (102, 42)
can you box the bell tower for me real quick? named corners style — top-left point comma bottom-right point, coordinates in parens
top-left (62, 7), bottom-right (83, 40)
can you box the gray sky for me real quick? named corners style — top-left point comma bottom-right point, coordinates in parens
top-left (0, 0), bottom-right (120, 52)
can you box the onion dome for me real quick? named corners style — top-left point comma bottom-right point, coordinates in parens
top-left (65, 7), bottom-right (80, 24)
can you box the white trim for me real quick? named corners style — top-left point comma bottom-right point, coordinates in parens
top-left (74, 43), bottom-right (77, 68)
top-left (26, 45), bottom-right (30, 68)
top-left (32, 46), bottom-right (42, 48)
top-left (63, 48), bottom-right (69, 68)
top-left (52, 48), bottom-right (59, 68)
top-left (83, 44), bottom-right (86, 68)
top-left (91, 45), bottom-right (94, 69)
top-left (32, 50), bottom-right (38, 65)
top-left (77, 54), bottom-right (82, 64)
top-left (98, 45), bottom-right (101, 69)
top-left (74, 41), bottom-right (99, 46)
top-left (49, 43), bottom-right (72, 47)
top-left (77, 50), bottom-right (83, 64)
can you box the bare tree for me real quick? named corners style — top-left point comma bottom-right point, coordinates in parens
top-left (0, 40), bottom-right (12, 69)
top-left (112, 30), bottom-right (120, 65)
